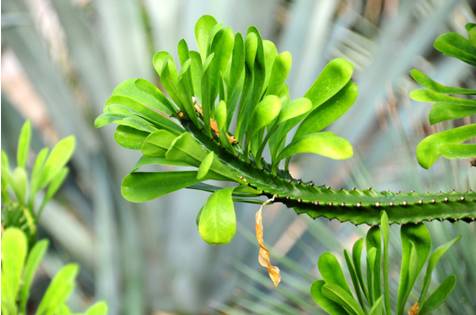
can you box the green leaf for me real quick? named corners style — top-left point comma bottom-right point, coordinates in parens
top-left (277, 97), bottom-right (312, 123)
top-left (122, 171), bottom-right (200, 202)
top-left (322, 283), bottom-right (365, 315)
top-left (197, 187), bottom-right (236, 244)
top-left (267, 51), bottom-right (292, 96)
top-left (30, 148), bottom-right (48, 200)
top-left (17, 120), bottom-right (31, 168)
top-left (368, 296), bottom-right (384, 315)
top-left (194, 15), bottom-right (218, 59)
top-left (250, 95), bottom-right (282, 135)
top-left (434, 32), bottom-right (476, 66)
top-left (1, 228), bottom-right (28, 315)
top-left (381, 212), bottom-right (391, 315)
top-left (397, 223), bottom-right (431, 315)
top-left (310, 280), bottom-right (347, 315)
top-left (37, 135), bottom-right (75, 190)
top-left (19, 240), bottom-right (49, 313)
top-left (419, 275), bottom-right (456, 315)
top-left (294, 81), bottom-right (358, 140)
top-left (428, 102), bottom-right (476, 124)
top-left (189, 51), bottom-right (204, 99)
top-left (416, 123), bottom-right (476, 169)
top-left (114, 125), bottom-right (148, 150)
top-left (366, 247), bottom-right (377, 305)
top-left (419, 236), bottom-right (460, 302)
top-left (410, 88), bottom-right (476, 106)
top-left (317, 252), bottom-right (353, 295)
top-left (132, 156), bottom-right (188, 172)
top-left (277, 132), bottom-right (353, 162)
top-left (84, 301), bottom-right (108, 315)
top-left (352, 238), bottom-right (368, 301)
top-left (215, 100), bottom-right (227, 131)
top-left (165, 132), bottom-right (209, 166)
top-left (343, 250), bottom-right (365, 309)
top-left (197, 152), bottom-right (214, 180)
top-left (36, 264), bottom-right (79, 315)
top-left (177, 39), bottom-right (190, 65)
top-left (110, 78), bottom-right (176, 115)
top-left (366, 226), bottom-right (381, 304)
top-left (44, 167), bottom-right (69, 202)
top-left (304, 58), bottom-right (354, 110)
top-left (10, 167), bottom-right (28, 205)
top-left (410, 69), bottom-right (476, 95)
top-left (1, 150), bottom-right (10, 201)
top-left (141, 130), bottom-right (179, 157)
top-left (466, 23), bottom-right (476, 46)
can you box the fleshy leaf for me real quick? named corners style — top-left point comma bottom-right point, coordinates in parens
top-left (122, 171), bottom-right (200, 202)
top-left (198, 187), bottom-right (236, 244)
top-left (277, 97), bottom-right (312, 123)
top-left (310, 280), bottom-right (347, 315)
top-left (250, 95), bottom-right (282, 135)
top-left (410, 69), bottom-right (476, 95)
top-left (429, 102), bottom-right (476, 124)
top-left (416, 123), bottom-right (476, 169)
top-left (197, 152), bottom-right (214, 180)
top-left (295, 81), bottom-right (358, 140)
top-left (318, 252), bottom-right (352, 295)
top-left (278, 132), bottom-right (353, 162)
top-left (322, 283), bottom-right (365, 315)
top-left (419, 275), bottom-right (456, 315)
top-left (114, 126), bottom-right (148, 150)
top-left (194, 15), bottom-right (218, 59)
top-left (434, 32), bottom-right (476, 66)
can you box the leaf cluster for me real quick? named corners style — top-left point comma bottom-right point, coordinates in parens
top-left (1, 227), bottom-right (107, 315)
top-left (310, 213), bottom-right (459, 315)
top-left (411, 23), bottom-right (476, 168)
top-left (1, 121), bottom-right (75, 241)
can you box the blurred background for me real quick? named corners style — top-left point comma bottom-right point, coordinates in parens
top-left (2, 0), bottom-right (476, 314)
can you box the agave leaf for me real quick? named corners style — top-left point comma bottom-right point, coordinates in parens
top-left (121, 171), bottom-right (200, 202)
top-left (114, 126), bottom-right (148, 150)
top-left (397, 223), bottom-right (431, 315)
top-left (19, 240), bottom-right (49, 313)
top-left (434, 32), bottom-right (476, 66)
top-left (194, 15), bottom-right (218, 60)
top-left (197, 187), bottom-right (236, 244)
top-left (277, 131), bottom-right (353, 162)
top-left (304, 58), bottom-right (354, 110)
top-left (416, 123), bottom-right (476, 169)
top-left (419, 236), bottom-right (460, 303)
top-left (317, 252), bottom-right (353, 295)
top-left (410, 69), bottom-right (476, 95)
top-left (1, 228), bottom-right (28, 315)
top-left (428, 102), bottom-right (476, 124)
top-left (36, 264), bottom-right (79, 315)
top-left (310, 280), bottom-right (347, 315)
top-left (419, 275), bottom-right (456, 315)
top-left (294, 82), bottom-right (358, 140)
top-left (17, 121), bottom-right (31, 169)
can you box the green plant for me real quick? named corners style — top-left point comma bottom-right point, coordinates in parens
top-left (1, 121), bottom-right (75, 242)
top-left (310, 212), bottom-right (459, 315)
top-left (410, 23), bottom-right (476, 169)
top-left (1, 228), bottom-right (108, 315)
top-left (1, 121), bottom-right (108, 314)
top-left (96, 15), bottom-right (475, 244)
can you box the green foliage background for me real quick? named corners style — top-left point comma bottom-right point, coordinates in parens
top-left (1, 0), bottom-right (475, 314)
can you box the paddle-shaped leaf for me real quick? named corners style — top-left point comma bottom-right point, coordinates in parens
top-left (434, 32), bottom-right (476, 66)
top-left (366, 226), bottom-right (381, 304)
top-left (419, 236), bottom-right (460, 302)
top-left (322, 283), bottom-right (365, 315)
top-left (114, 126), bottom-right (148, 150)
top-left (318, 252), bottom-right (353, 295)
top-left (85, 302), bottom-right (109, 315)
top-left (397, 223), bottom-right (431, 315)
top-left (36, 264), bottom-right (79, 315)
top-left (277, 97), bottom-right (312, 123)
top-left (141, 130), bottom-right (179, 157)
top-left (267, 51), bottom-right (292, 96)
top-left (20, 240), bottom-right (49, 313)
top-left (310, 280), bottom-right (347, 315)
top-left (295, 81), bottom-right (358, 140)
top-left (428, 102), bottom-right (476, 124)
top-left (122, 171), bottom-right (200, 202)
top-left (250, 95), bottom-right (281, 136)
top-left (278, 132), bottom-right (353, 162)
top-left (194, 15), bottom-right (218, 59)
top-left (410, 69), bottom-right (476, 95)
top-left (197, 152), bottom-right (214, 180)
top-left (381, 212), bottom-right (391, 315)
top-left (1, 228), bottom-right (28, 315)
top-left (419, 275), bottom-right (456, 315)
top-left (197, 187), bottom-right (236, 244)
top-left (10, 167), bottom-right (28, 205)
top-left (304, 58), bottom-right (354, 110)
top-left (416, 123), bottom-right (476, 169)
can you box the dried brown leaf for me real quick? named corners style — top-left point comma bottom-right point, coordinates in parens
top-left (255, 203), bottom-right (281, 287)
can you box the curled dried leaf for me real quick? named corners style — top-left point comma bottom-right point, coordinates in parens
top-left (255, 199), bottom-right (281, 287)
top-left (408, 302), bottom-right (420, 315)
